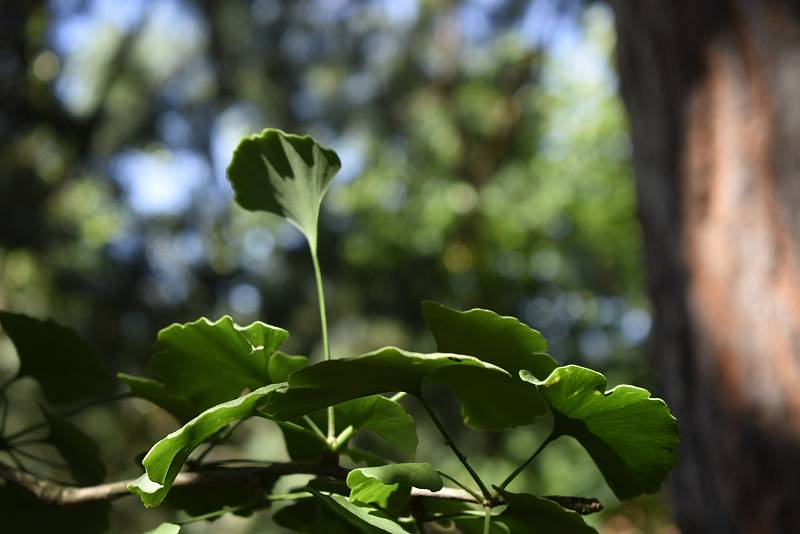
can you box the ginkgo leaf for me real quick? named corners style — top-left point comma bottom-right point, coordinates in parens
top-left (129, 383), bottom-right (283, 507)
top-left (309, 489), bottom-right (411, 534)
top-left (146, 316), bottom-right (289, 411)
top-left (422, 301), bottom-right (557, 379)
top-left (0, 311), bottom-right (113, 404)
top-left (522, 365), bottom-right (679, 500)
top-left (42, 408), bottom-right (106, 486)
top-left (494, 489), bottom-right (597, 533)
top-left (118, 373), bottom-right (196, 422)
top-left (282, 394), bottom-right (417, 462)
top-left (267, 346), bottom-right (547, 430)
top-left (226, 128), bottom-right (341, 251)
top-left (347, 463), bottom-right (442, 508)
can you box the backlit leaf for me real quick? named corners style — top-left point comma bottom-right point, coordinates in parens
top-left (0, 311), bottom-right (113, 404)
top-left (494, 489), bottom-right (597, 533)
top-left (522, 365), bottom-right (679, 499)
top-left (129, 383), bottom-right (283, 507)
top-left (146, 316), bottom-right (289, 411)
top-left (421, 301), bottom-right (557, 379)
top-left (282, 394), bottom-right (417, 462)
top-left (226, 128), bottom-right (341, 251)
top-left (42, 408), bottom-right (106, 485)
top-left (118, 373), bottom-right (196, 423)
top-left (309, 489), bottom-right (411, 534)
top-left (268, 347), bottom-right (547, 430)
top-left (347, 463), bottom-right (442, 508)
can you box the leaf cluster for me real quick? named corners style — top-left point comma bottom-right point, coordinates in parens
top-left (0, 129), bottom-right (678, 533)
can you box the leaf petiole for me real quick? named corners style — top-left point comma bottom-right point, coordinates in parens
top-left (497, 430), bottom-right (557, 491)
top-left (420, 398), bottom-right (491, 501)
top-left (309, 246), bottom-right (336, 443)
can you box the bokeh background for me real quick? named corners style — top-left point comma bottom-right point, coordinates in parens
top-left (0, 0), bottom-right (675, 531)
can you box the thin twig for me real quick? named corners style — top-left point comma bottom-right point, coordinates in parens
top-left (419, 398), bottom-right (491, 501)
top-left (6, 392), bottom-right (133, 442)
top-left (302, 415), bottom-right (327, 442)
top-left (497, 431), bottom-right (556, 491)
top-left (437, 470), bottom-right (482, 503)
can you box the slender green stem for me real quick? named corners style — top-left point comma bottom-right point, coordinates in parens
top-left (267, 491), bottom-right (313, 501)
top-left (389, 392), bottom-right (407, 402)
top-left (303, 415), bottom-right (327, 442)
top-left (309, 246), bottom-right (335, 441)
top-left (331, 425), bottom-right (354, 451)
top-left (423, 511), bottom-right (486, 522)
top-left (275, 421), bottom-right (328, 445)
top-left (437, 470), bottom-right (483, 503)
top-left (420, 398), bottom-right (490, 501)
top-left (497, 431), bottom-right (557, 491)
top-left (483, 506), bottom-right (492, 534)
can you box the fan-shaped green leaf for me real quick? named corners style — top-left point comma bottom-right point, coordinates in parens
top-left (494, 489), bottom-right (597, 533)
top-left (118, 373), bottom-right (196, 423)
top-left (129, 383), bottom-right (283, 507)
top-left (283, 394), bottom-right (418, 462)
top-left (267, 347), bottom-right (546, 430)
top-left (268, 351), bottom-right (309, 382)
top-left (0, 311), bottom-right (113, 404)
top-left (146, 316), bottom-right (289, 411)
top-left (522, 365), bottom-right (679, 499)
top-left (347, 463), bottom-right (442, 508)
top-left (309, 489), bottom-right (411, 534)
top-left (422, 301), bottom-right (557, 379)
top-left (226, 128), bottom-right (341, 251)
top-left (42, 408), bottom-right (106, 485)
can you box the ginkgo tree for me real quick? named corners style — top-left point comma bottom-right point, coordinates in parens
top-left (0, 129), bottom-right (679, 533)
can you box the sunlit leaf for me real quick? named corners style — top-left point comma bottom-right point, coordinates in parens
top-left (337, 395), bottom-right (417, 460)
top-left (347, 463), bottom-right (442, 508)
top-left (147, 316), bottom-right (289, 411)
top-left (129, 383), bottom-right (283, 507)
top-left (0, 311), bottom-right (113, 404)
top-left (267, 347), bottom-right (546, 430)
top-left (226, 128), bottom-right (341, 251)
top-left (421, 301), bottom-right (557, 379)
top-left (494, 489), bottom-right (597, 533)
top-left (42, 408), bottom-right (106, 485)
top-left (118, 373), bottom-right (196, 423)
top-left (522, 365), bottom-right (679, 499)
top-left (309, 489), bottom-right (411, 534)
top-left (282, 394), bottom-right (417, 462)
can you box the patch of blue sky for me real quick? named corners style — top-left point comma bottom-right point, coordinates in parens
top-left (112, 148), bottom-right (210, 217)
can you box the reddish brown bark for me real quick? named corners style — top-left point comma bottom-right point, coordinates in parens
top-left (612, 1), bottom-right (800, 532)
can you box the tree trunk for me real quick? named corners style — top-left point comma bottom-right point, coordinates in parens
top-left (611, 1), bottom-right (800, 532)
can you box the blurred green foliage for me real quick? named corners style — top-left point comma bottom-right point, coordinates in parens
top-left (0, 0), bottom-right (672, 531)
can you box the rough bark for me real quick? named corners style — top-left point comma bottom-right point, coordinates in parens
top-left (612, 1), bottom-right (800, 532)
